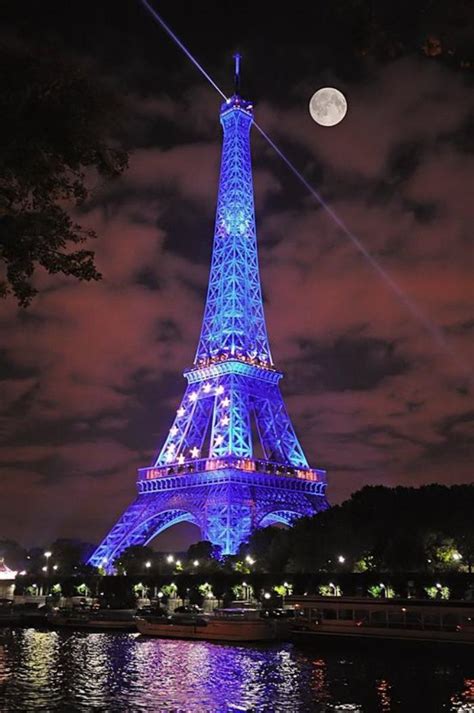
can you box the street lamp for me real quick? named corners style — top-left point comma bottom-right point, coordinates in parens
top-left (245, 555), bottom-right (255, 565)
top-left (145, 561), bottom-right (151, 569)
top-left (338, 555), bottom-right (345, 564)
top-left (263, 592), bottom-right (271, 600)
top-left (193, 560), bottom-right (199, 567)
top-left (43, 551), bottom-right (52, 584)
top-left (166, 555), bottom-right (174, 564)
top-left (52, 565), bottom-right (58, 571)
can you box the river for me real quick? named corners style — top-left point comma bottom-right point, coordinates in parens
top-left (0, 629), bottom-right (472, 711)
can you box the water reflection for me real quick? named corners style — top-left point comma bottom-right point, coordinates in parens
top-left (451, 677), bottom-right (474, 713)
top-left (0, 629), bottom-right (471, 712)
top-left (376, 679), bottom-right (391, 712)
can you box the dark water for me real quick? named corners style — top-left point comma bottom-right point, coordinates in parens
top-left (0, 629), bottom-right (472, 712)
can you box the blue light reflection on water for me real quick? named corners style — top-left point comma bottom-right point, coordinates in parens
top-left (0, 629), bottom-right (472, 712)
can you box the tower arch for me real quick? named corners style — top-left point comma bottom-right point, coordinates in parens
top-left (258, 510), bottom-right (305, 528)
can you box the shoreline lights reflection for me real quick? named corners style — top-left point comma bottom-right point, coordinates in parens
top-left (0, 629), bottom-right (472, 712)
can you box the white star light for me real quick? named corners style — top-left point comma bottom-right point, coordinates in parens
top-left (190, 447), bottom-right (200, 458)
top-left (170, 426), bottom-right (178, 436)
top-left (221, 397), bottom-right (230, 407)
top-left (215, 385), bottom-right (224, 395)
top-left (177, 407), bottom-right (185, 417)
top-left (177, 454), bottom-right (185, 465)
top-left (189, 392), bottom-right (198, 402)
top-left (215, 435), bottom-right (224, 446)
top-left (167, 443), bottom-right (176, 452)
top-left (203, 383), bottom-right (212, 393)
top-left (221, 416), bottom-right (230, 426)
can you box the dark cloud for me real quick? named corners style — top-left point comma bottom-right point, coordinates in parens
top-left (0, 3), bottom-right (472, 546)
top-left (283, 337), bottom-right (408, 393)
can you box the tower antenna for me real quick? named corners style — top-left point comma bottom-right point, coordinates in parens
top-left (233, 52), bottom-right (241, 95)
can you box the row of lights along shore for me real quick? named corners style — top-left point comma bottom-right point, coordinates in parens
top-left (23, 551), bottom-right (453, 595)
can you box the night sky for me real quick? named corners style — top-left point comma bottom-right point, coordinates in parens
top-left (1, 1), bottom-right (473, 550)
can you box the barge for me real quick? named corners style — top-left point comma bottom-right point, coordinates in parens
top-left (288, 596), bottom-right (474, 646)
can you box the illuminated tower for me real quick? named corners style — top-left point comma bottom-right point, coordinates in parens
top-left (89, 63), bottom-right (328, 570)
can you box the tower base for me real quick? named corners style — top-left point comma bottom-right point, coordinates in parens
top-left (89, 459), bottom-right (328, 570)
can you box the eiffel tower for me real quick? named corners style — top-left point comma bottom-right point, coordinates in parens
top-left (89, 60), bottom-right (328, 570)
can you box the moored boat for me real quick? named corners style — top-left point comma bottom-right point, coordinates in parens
top-left (47, 608), bottom-right (137, 631)
top-left (0, 599), bottom-right (21, 626)
top-left (136, 608), bottom-right (287, 642)
top-left (289, 596), bottom-right (474, 646)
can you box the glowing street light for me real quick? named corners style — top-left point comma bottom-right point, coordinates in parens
top-left (338, 555), bottom-right (346, 564)
top-left (166, 555), bottom-right (174, 564)
top-left (145, 561), bottom-right (151, 569)
top-left (44, 551), bottom-right (52, 560)
top-left (193, 560), bottom-right (199, 567)
top-left (245, 555), bottom-right (255, 565)
top-left (52, 565), bottom-right (58, 571)
top-left (41, 566), bottom-right (47, 572)
top-left (263, 592), bottom-right (271, 600)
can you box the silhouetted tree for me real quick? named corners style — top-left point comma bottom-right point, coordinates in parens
top-left (239, 526), bottom-right (291, 573)
top-left (240, 484), bottom-right (474, 574)
top-left (0, 40), bottom-right (128, 305)
top-left (0, 539), bottom-right (27, 570)
top-left (113, 545), bottom-right (156, 575)
top-left (186, 540), bottom-right (222, 563)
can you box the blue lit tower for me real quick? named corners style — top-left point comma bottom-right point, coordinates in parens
top-left (89, 62), bottom-right (328, 570)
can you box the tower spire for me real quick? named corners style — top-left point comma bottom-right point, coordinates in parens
top-left (233, 52), bottom-right (241, 94)
top-left (195, 78), bottom-right (271, 366)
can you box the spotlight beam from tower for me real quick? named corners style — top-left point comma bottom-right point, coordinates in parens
top-left (138, 0), bottom-right (470, 378)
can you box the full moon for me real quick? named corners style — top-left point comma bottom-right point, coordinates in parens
top-left (309, 87), bottom-right (347, 127)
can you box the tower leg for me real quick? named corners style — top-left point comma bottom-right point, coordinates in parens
top-left (201, 482), bottom-right (253, 555)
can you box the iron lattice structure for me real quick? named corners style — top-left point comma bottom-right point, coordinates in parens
top-left (89, 93), bottom-right (328, 570)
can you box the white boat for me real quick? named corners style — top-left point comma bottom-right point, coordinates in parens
top-left (289, 596), bottom-right (474, 646)
top-left (136, 608), bottom-right (287, 642)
